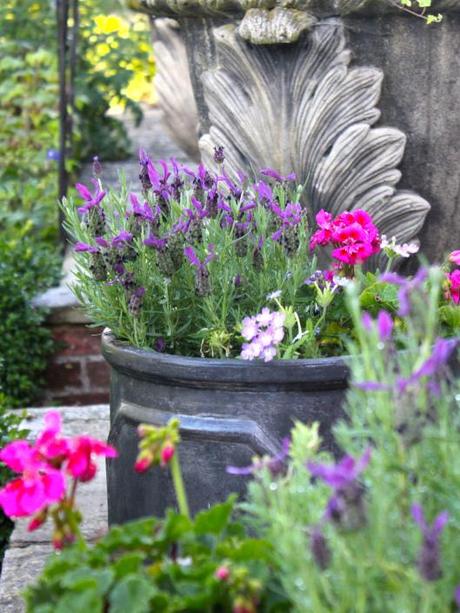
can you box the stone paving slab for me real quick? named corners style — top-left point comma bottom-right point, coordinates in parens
top-left (0, 405), bottom-right (110, 612)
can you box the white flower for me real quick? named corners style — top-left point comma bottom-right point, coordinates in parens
top-left (393, 242), bottom-right (420, 258)
top-left (266, 290), bottom-right (282, 301)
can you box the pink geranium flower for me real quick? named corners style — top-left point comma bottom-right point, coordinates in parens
top-left (310, 209), bottom-right (380, 268)
top-left (66, 436), bottom-right (117, 482)
top-left (0, 463), bottom-right (65, 518)
top-left (446, 269), bottom-right (460, 304)
top-left (35, 411), bottom-right (71, 464)
top-left (448, 250), bottom-right (460, 266)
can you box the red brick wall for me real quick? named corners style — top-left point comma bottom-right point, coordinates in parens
top-left (40, 324), bottom-right (110, 405)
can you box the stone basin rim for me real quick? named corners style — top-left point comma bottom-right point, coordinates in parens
top-left (132, 0), bottom-right (460, 18)
top-left (101, 328), bottom-right (350, 387)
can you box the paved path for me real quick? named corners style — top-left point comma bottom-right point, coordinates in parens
top-left (0, 406), bottom-right (110, 612)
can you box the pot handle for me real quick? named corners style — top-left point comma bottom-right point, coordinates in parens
top-left (113, 400), bottom-right (280, 457)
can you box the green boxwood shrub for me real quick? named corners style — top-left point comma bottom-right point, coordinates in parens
top-left (0, 230), bottom-right (60, 408)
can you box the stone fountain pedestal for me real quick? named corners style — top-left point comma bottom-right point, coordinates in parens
top-left (136, 0), bottom-right (460, 262)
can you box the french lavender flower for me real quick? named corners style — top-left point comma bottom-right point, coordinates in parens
top-left (213, 145), bottom-right (225, 165)
top-left (240, 308), bottom-right (285, 363)
top-left (271, 201), bottom-right (303, 256)
top-left (411, 504), bottom-right (449, 582)
top-left (128, 287), bottom-right (146, 317)
top-left (455, 585), bottom-right (460, 608)
top-left (380, 268), bottom-right (428, 317)
top-left (184, 244), bottom-right (216, 296)
top-left (75, 180), bottom-right (107, 236)
top-left (308, 448), bottom-right (371, 530)
top-left (361, 310), bottom-right (394, 343)
top-left (260, 168), bottom-right (296, 183)
top-left (227, 438), bottom-right (290, 478)
top-left (310, 527), bottom-right (331, 571)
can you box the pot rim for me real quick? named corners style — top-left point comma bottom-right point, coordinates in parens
top-left (101, 328), bottom-right (350, 386)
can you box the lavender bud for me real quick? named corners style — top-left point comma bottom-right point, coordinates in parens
top-left (88, 252), bottom-right (107, 282)
top-left (234, 225), bottom-right (248, 257)
top-left (154, 337), bottom-right (166, 353)
top-left (187, 218), bottom-right (203, 245)
top-left (92, 156), bottom-right (102, 177)
top-left (213, 146), bottom-right (225, 165)
top-left (139, 162), bottom-right (152, 192)
top-left (281, 225), bottom-right (300, 257)
top-left (85, 207), bottom-right (106, 237)
top-left (417, 536), bottom-right (443, 582)
top-left (252, 246), bottom-right (264, 272)
top-left (195, 267), bottom-right (211, 297)
top-left (310, 528), bottom-right (331, 570)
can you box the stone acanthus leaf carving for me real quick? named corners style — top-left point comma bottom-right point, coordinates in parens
top-left (199, 21), bottom-right (430, 252)
top-left (238, 8), bottom-right (317, 44)
top-left (151, 18), bottom-right (200, 161)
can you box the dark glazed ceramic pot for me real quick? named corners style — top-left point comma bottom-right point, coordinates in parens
top-left (102, 329), bottom-right (349, 525)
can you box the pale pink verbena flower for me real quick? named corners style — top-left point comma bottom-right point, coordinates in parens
top-left (240, 309), bottom-right (285, 363)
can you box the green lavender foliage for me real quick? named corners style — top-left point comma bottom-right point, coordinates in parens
top-left (244, 267), bottom-right (460, 612)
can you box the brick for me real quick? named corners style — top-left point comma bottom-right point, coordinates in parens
top-left (45, 360), bottom-right (82, 390)
top-left (87, 359), bottom-right (111, 389)
top-left (50, 325), bottom-right (104, 357)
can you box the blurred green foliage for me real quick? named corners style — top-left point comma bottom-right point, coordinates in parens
top-left (0, 229), bottom-right (61, 408)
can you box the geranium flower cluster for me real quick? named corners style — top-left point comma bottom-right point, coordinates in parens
top-left (446, 250), bottom-right (460, 304)
top-left (240, 308), bottom-right (285, 362)
top-left (0, 412), bottom-right (116, 548)
top-left (310, 209), bottom-right (381, 268)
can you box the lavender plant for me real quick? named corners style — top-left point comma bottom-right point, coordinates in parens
top-left (241, 267), bottom-right (460, 611)
top-left (62, 151), bottom-right (338, 358)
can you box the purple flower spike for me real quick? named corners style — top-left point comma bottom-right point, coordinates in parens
top-left (381, 268), bottom-right (428, 317)
top-left (412, 338), bottom-right (457, 379)
top-left (308, 448), bottom-right (371, 490)
top-left (75, 242), bottom-right (98, 253)
top-left (227, 438), bottom-right (290, 477)
top-left (411, 503), bottom-right (449, 582)
top-left (455, 585), bottom-right (460, 608)
top-left (377, 311), bottom-right (393, 342)
top-left (184, 246), bottom-right (201, 268)
top-left (260, 168), bottom-right (296, 183)
top-left (254, 180), bottom-right (273, 201)
top-left (144, 234), bottom-right (167, 250)
top-left (95, 237), bottom-right (109, 248)
top-left (75, 179), bottom-right (106, 213)
top-left (112, 230), bottom-right (133, 248)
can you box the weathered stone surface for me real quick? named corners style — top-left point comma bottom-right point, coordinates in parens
top-left (152, 19), bottom-right (200, 160)
top-left (136, 0), bottom-right (459, 18)
top-left (0, 406), bottom-right (110, 613)
top-left (0, 545), bottom-right (51, 613)
top-left (199, 21), bottom-right (430, 262)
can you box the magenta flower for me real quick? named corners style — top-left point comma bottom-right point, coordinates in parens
top-left (253, 180), bottom-right (273, 202)
top-left (412, 503), bottom-right (449, 582)
top-left (310, 209), bottom-right (380, 267)
top-left (448, 250), bottom-right (460, 266)
top-left (184, 244), bottom-right (216, 270)
top-left (66, 436), bottom-right (117, 483)
top-left (0, 439), bottom-right (65, 518)
top-left (0, 468), bottom-right (65, 518)
top-left (35, 411), bottom-right (70, 462)
top-left (446, 269), bottom-right (460, 304)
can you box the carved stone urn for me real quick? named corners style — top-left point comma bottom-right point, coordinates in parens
top-left (136, 0), bottom-right (460, 263)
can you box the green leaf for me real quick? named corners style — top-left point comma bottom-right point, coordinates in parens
top-left (109, 575), bottom-right (156, 613)
top-left (194, 496), bottom-right (236, 535)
